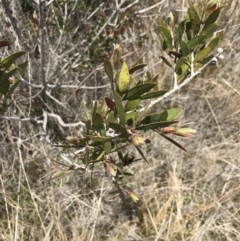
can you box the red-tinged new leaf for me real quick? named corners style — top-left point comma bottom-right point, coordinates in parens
top-left (105, 97), bottom-right (115, 111)
top-left (0, 40), bottom-right (12, 48)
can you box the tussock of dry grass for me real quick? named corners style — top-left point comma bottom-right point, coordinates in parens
top-left (1, 0), bottom-right (240, 240)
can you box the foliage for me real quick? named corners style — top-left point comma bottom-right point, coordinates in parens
top-left (159, 1), bottom-right (221, 82)
top-left (51, 3), bottom-right (223, 203)
top-left (0, 41), bottom-right (27, 114)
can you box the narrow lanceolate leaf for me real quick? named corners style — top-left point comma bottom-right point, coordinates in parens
top-left (201, 23), bottom-right (218, 40)
top-left (1, 51), bottom-right (26, 70)
top-left (160, 56), bottom-right (172, 68)
top-left (129, 63), bottom-right (147, 74)
top-left (0, 68), bottom-right (19, 94)
top-left (168, 51), bottom-right (183, 59)
top-left (123, 83), bottom-right (156, 101)
top-left (159, 25), bottom-right (173, 50)
top-left (140, 90), bottom-right (167, 99)
top-left (188, 6), bottom-right (201, 36)
top-left (124, 99), bottom-right (140, 112)
top-left (204, 8), bottom-right (221, 27)
top-left (140, 108), bottom-right (182, 126)
top-left (18, 61), bottom-right (28, 78)
top-left (108, 122), bottom-right (128, 138)
top-left (113, 91), bottom-right (126, 125)
top-left (187, 35), bottom-right (205, 49)
top-left (6, 79), bottom-right (20, 98)
top-left (151, 73), bottom-right (160, 82)
top-left (175, 57), bottom-right (189, 72)
top-left (104, 60), bottom-right (114, 80)
top-left (0, 40), bottom-right (12, 48)
top-left (175, 20), bottom-right (185, 44)
top-left (180, 41), bottom-right (190, 56)
top-left (194, 47), bottom-right (212, 62)
top-left (135, 145), bottom-right (149, 164)
top-left (92, 113), bottom-right (104, 130)
top-left (198, 54), bottom-right (214, 65)
top-left (117, 62), bottom-right (131, 94)
top-left (136, 121), bottom-right (178, 131)
top-left (84, 135), bottom-right (115, 142)
top-left (160, 133), bottom-right (188, 152)
top-left (207, 36), bottom-right (219, 51)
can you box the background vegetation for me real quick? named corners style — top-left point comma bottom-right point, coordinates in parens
top-left (0, 0), bottom-right (240, 240)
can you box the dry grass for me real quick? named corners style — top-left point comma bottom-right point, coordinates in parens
top-left (1, 0), bottom-right (240, 240)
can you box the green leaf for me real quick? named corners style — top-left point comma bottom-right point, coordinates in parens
top-left (168, 51), bottom-right (183, 58)
top-left (104, 142), bottom-right (112, 154)
top-left (204, 8), bottom-right (221, 28)
top-left (132, 54), bottom-right (144, 66)
top-left (159, 25), bottom-right (173, 50)
top-left (198, 54), bottom-right (215, 65)
top-left (92, 113), bottom-right (104, 130)
top-left (125, 111), bottom-right (136, 125)
top-left (160, 56), bottom-right (172, 68)
top-left (113, 91), bottom-right (126, 125)
top-left (129, 63), bottom-right (147, 74)
top-left (123, 83), bottom-right (156, 101)
top-left (106, 112), bottom-right (117, 125)
top-left (175, 20), bottom-right (185, 44)
top-left (108, 122), bottom-right (128, 138)
top-left (185, 21), bottom-right (192, 40)
top-left (141, 90), bottom-right (167, 99)
top-left (6, 79), bottom-right (20, 98)
top-left (135, 145), bottom-right (149, 164)
top-left (188, 6), bottom-right (201, 36)
top-left (207, 36), bottom-right (219, 50)
top-left (194, 47), bottom-right (212, 62)
top-left (151, 73), bottom-right (160, 82)
top-left (187, 35), bottom-right (205, 49)
top-left (140, 107), bottom-right (182, 124)
top-left (136, 121), bottom-right (178, 131)
top-left (160, 108), bottom-right (182, 121)
top-left (177, 62), bottom-right (189, 77)
top-left (180, 41), bottom-right (190, 56)
top-left (117, 62), bottom-right (131, 94)
top-left (175, 57), bottom-right (190, 72)
top-left (201, 23), bottom-right (218, 40)
top-left (84, 135), bottom-right (115, 142)
top-left (1, 51), bottom-right (26, 70)
top-left (160, 133), bottom-right (188, 152)
top-left (0, 68), bottom-right (19, 95)
top-left (17, 61), bottom-right (28, 78)
top-left (124, 99), bottom-right (140, 112)
top-left (104, 60), bottom-right (114, 80)
top-left (112, 44), bottom-right (122, 70)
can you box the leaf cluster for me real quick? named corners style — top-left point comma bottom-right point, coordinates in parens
top-left (0, 41), bottom-right (27, 114)
top-left (159, 2), bottom-right (222, 81)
